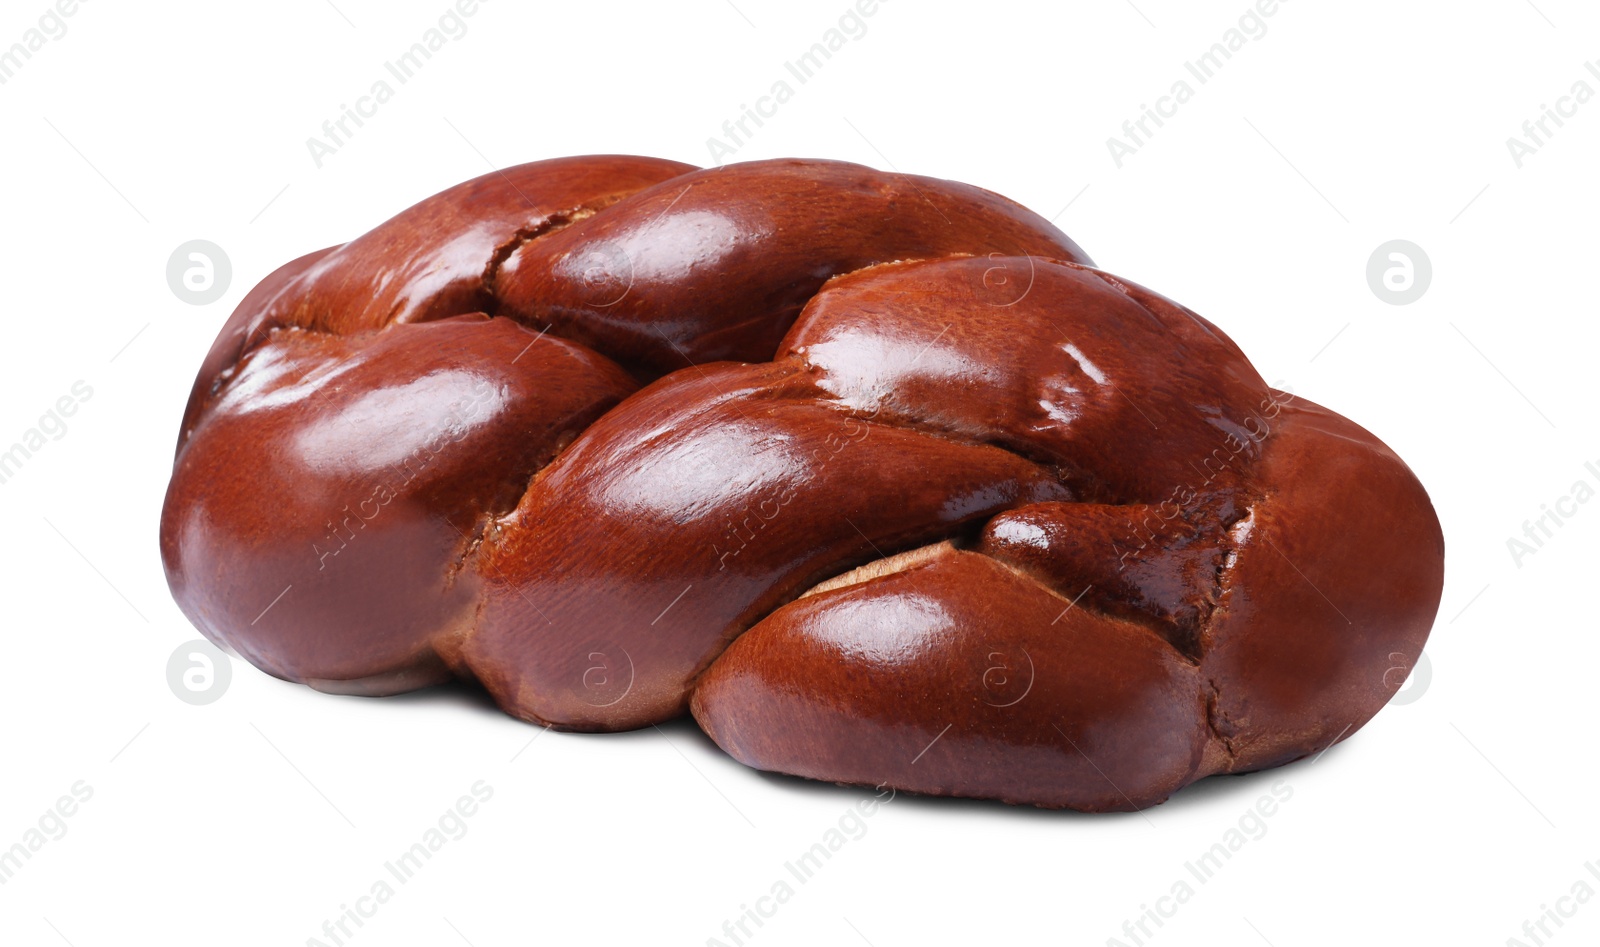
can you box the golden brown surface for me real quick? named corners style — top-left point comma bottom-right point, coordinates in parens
top-left (161, 155), bottom-right (1443, 810)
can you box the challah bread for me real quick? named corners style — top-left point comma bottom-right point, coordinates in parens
top-left (161, 155), bottom-right (1444, 810)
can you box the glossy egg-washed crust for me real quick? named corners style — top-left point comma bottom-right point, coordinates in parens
top-left (161, 155), bottom-right (1444, 810)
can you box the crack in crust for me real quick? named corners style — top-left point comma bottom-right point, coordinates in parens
top-left (479, 207), bottom-right (594, 301)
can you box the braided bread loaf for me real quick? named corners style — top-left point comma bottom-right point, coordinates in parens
top-left (160, 156), bottom-right (1444, 810)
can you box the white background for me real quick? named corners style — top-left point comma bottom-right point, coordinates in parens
top-left (1, 1), bottom-right (1594, 945)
